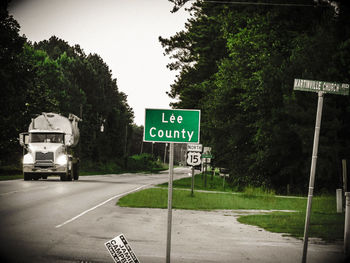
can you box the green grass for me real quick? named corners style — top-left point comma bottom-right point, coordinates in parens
top-left (118, 176), bottom-right (344, 241)
top-left (0, 165), bottom-right (23, 180)
top-left (238, 211), bottom-right (344, 241)
top-left (118, 187), bottom-right (307, 210)
top-left (159, 173), bottom-right (233, 192)
top-left (0, 174), bottom-right (23, 180)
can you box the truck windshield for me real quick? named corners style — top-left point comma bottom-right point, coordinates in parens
top-left (31, 133), bottom-right (64, 143)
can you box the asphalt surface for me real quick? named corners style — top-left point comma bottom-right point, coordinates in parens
top-left (0, 167), bottom-right (346, 263)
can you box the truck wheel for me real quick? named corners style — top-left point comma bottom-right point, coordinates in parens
top-left (66, 173), bottom-right (72, 181)
top-left (60, 174), bottom-right (67, 181)
top-left (65, 160), bottom-right (73, 181)
top-left (24, 173), bottom-right (31, 181)
top-left (73, 163), bottom-right (79, 180)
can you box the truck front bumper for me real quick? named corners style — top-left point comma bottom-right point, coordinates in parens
top-left (23, 164), bottom-right (67, 174)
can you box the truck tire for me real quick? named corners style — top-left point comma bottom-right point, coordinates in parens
top-left (60, 174), bottom-right (67, 181)
top-left (24, 173), bottom-right (31, 181)
top-left (73, 163), bottom-right (79, 180)
top-left (66, 172), bottom-right (72, 181)
top-left (60, 172), bottom-right (72, 181)
top-left (66, 160), bottom-right (73, 181)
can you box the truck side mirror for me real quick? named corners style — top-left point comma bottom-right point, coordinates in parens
top-left (19, 133), bottom-right (29, 146)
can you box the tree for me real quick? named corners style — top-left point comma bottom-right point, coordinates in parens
top-left (162, 0), bottom-right (350, 192)
top-left (35, 37), bottom-right (134, 164)
top-left (0, 5), bottom-right (135, 168)
top-left (0, 4), bottom-right (28, 164)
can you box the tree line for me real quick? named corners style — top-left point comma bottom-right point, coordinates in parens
top-left (1, 3), bottom-right (140, 169)
top-left (161, 0), bottom-right (350, 193)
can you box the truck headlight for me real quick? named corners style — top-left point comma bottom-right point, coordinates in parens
top-left (23, 153), bottom-right (34, 164)
top-left (56, 155), bottom-right (68, 166)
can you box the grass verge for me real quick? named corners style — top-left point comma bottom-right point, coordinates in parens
top-left (237, 211), bottom-right (344, 241)
top-left (118, 187), bottom-right (306, 210)
top-left (117, 174), bottom-right (344, 241)
top-left (158, 172), bottom-right (231, 192)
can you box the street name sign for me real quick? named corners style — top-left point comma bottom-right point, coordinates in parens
top-left (144, 109), bottom-right (201, 143)
top-left (294, 78), bottom-right (349, 263)
top-left (105, 234), bottom-right (139, 263)
top-left (187, 143), bottom-right (202, 152)
top-left (294, 78), bottom-right (349, 95)
top-left (202, 146), bottom-right (212, 158)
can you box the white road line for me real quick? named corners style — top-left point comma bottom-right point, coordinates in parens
top-left (55, 184), bottom-right (151, 228)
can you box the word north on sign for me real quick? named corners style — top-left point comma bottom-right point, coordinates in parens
top-left (144, 109), bottom-right (200, 143)
top-left (187, 143), bottom-right (202, 152)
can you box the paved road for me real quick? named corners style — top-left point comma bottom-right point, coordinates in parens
top-left (0, 167), bottom-right (345, 263)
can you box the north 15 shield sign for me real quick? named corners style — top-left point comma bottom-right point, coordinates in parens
top-left (143, 109), bottom-right (200, 143)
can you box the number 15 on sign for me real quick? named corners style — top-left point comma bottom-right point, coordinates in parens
top-left (187, 152), bottom-right (201, 166)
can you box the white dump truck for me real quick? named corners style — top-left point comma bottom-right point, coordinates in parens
top-left (19, 112), bottom-right (81, 181)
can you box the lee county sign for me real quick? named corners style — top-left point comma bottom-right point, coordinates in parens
top-left (294, 79), bottom-right (349, 95)
top-left (144, 109), bottom-right (200, 143)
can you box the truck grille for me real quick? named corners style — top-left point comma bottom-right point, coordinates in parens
top-left (35, 152), bottom-right (54, 161)
top-left (35, 152), bottom-right (54, 168)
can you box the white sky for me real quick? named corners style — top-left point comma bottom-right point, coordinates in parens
top-left (9, 0), bottom-right (191, 125)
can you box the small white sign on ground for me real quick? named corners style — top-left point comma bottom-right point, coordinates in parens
top-left (105, 234), bottom-right (140, 263)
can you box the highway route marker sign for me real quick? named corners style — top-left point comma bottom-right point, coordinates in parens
top-left (187, 152), bottom-right (201, 166)
top-left (143, 108), bottom-right (200, 143)
top-left (105, 234), bottom-right (139, 263)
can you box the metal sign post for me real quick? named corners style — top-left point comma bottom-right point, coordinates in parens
top-left (191, 166), bottom-right (195, 196)
top-left (301, 91), bottom-right (324, 263)
top-left (186, 144), bottom-right (202, 198)
top-left (166, 143), bottom-right (174, 263)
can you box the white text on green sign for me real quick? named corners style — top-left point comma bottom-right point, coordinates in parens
top-left (144, 109), bottom-right (200, 143)
top-left (294, 79), bottom-right (349, 96)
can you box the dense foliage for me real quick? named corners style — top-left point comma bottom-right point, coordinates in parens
top-left (0, 3), bottom-right (135, 168)
top-left (161, 0), bottom-right (350, 193)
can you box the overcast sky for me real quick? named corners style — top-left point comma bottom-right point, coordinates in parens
top-left (8, 0), bottom-right (191, 125)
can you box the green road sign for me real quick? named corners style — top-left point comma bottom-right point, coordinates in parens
top-left (144, 109), bottom-right (201, 143)
top-left (294, 79), bottom-right (349, 96)
top-left (201, 154), bottom-right (213, 158)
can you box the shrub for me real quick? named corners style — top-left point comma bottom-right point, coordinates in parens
top-left (127, 153), bottom-right (165, 172)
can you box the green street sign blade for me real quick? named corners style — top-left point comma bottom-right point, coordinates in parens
top-left (294, 79), bottom-right (349, 96)
top-left (143, 108), bottom-right (201, 143)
